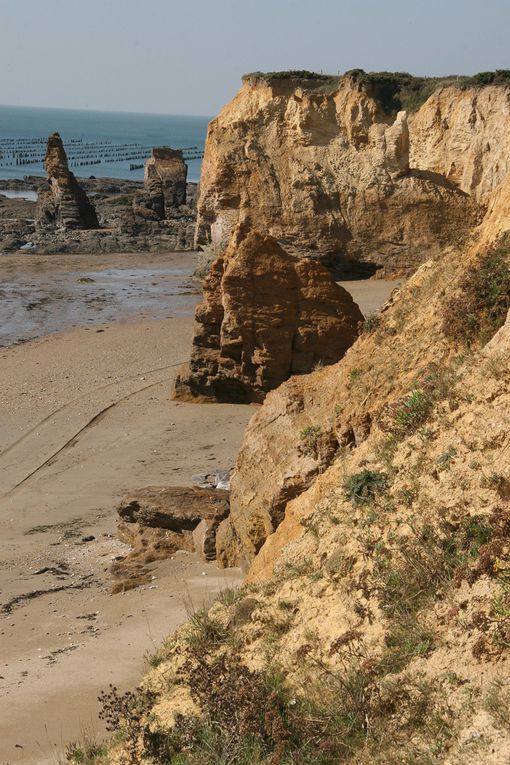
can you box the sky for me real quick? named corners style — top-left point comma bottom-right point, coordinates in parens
top-left (1, 0), bottom-right (509, 117)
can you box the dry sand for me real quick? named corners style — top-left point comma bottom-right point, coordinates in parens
top-left (0, 252), bottom-right (399, 765)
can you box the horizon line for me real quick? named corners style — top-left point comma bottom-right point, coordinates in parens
top-left (0, 102), bottom-right (212, 120)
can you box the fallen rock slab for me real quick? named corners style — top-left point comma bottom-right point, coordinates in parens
top-left (113, 486), bottom-right (230, 586)
top-left (117, 485), bottom-right (230, 529)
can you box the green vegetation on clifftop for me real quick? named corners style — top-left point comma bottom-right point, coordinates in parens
top-left (242, 68), bottom-right (510, 113)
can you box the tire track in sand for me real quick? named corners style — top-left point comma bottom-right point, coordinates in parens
top-left (0, 362), bottom-right (184, 498)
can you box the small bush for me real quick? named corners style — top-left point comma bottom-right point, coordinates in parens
top-left (383, 388), bottom-right (433, 438)
top-left (98, 685), bottom-right (155, 764)
top-left (66, 737), bottom-right (106, 765)
top-left (443, 239), bottom-right (510, 347)
top-left (184, 607), bottom-right (230, 653)
top-left (485, 679), bottom-right (510, 728)
top-left (344, 469), bottom-right (388, 505)
top-left (375, 517), bottom-right (493, 621)
top-left (145, 650), bottom-right (164, 669)
top-left (300, 425), bottom-right (322, 455)
top-left (381, 615), bottom-right (436, 674)
top-left (361, 313), bottom-right (381, 333)
top-left (436, 446), bottom-right (457, 469)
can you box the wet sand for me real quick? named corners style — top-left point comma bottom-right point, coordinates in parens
top-left (0, 251), bottom-right (201, 346)
top-left (0, 251), bottom-right (400, 764)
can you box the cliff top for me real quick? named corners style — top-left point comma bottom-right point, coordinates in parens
top-left (242, 68), bottom-right (510, 114)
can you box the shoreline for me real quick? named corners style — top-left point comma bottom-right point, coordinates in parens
top-left (0, 251), bottom-right (200, 347)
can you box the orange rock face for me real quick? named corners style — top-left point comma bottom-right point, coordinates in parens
top-left (409, 85), bottom-right (510, 200)
top-left (195, 76), bottom-right (481, 276)
top-left (174, 226), bottom-right (364, 403)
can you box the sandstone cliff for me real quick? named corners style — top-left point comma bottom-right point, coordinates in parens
top-left (410, 85), bottom-right (510, 200)
top-left (220, 170), bottom-right (510, 566)
top-left (103, 173), bottom-right (510, 765)
top-left (36, 133), bottom-right (98, 230)
top-left (195, 74), bottom-right (509, 275)
top-left (89, 72), bottom-right (510, 765)
top-left (174, 225), bottom-right (364, 403)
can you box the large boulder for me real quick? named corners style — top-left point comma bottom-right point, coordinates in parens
top-left (35, 133), bottom-right (98, 230)
top-left (174, 225), bottom-right (364, 403)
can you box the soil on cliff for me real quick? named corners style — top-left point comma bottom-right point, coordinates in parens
top-left (94, 159), bottom-right (510, 764)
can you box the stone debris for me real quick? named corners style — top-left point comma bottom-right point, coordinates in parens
top-left (112, 486), bottom-right (230, 586)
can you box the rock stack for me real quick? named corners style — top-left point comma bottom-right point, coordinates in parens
top-left (132, 147), bottom-right (187, 221)
top-left (35, 133), bottom-right (98, 230)
top-left (174, 224), bottom-right (364, 403)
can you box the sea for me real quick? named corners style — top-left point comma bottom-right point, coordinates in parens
top-left (0, 104), bottom-right (210, 184)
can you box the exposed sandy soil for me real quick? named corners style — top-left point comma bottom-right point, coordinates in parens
top-left (0, 252), bottom-right (398, 765)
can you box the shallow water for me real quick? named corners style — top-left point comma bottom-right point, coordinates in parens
top-left (0, 260), bottom-right (199, 346)
top-left (0, 188), bottom-right (38, 201)
top-left (0, 105), bottom-right (209, 183)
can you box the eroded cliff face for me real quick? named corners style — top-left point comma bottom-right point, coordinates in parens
top-left (218, 174), bottom-right (510, 568)
top-left (196, 76), bottom-right (485, 275)
top-left (174, 224), bottom-right (363, 404)
top-left (410, 85), bottom-right (510, 200)
top-left (108, 176), bottom-right (510, 765)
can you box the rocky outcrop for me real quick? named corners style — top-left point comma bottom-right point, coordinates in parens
top-left (114, 486), bottom-right (230, 581)
top-left (217, 177), bottom-right (510, 568)
top-left (195, 75), bottom-right (481, 276)
top-left (133, 147), bottom-right (187, 221)
top-left (0, 174), bottom-right (199, 254)
top-left (174, 225), bottom-right (364, 403)
top-left (35, 133), bottom-right (98, 230)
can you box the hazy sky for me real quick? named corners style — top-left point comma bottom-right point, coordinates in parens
top-left (1, 0), bottom-right (508, 116)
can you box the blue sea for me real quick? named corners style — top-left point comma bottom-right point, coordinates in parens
top-left (0, 105), bottom-right (210, 183)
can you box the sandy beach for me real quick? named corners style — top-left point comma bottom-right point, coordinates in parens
top-left (0, 251), bottom-right (399, 764)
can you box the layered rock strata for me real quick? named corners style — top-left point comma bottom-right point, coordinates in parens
top-left (116, 486), bottom-right (230, 571)
top-left (195, 75), bottom-right (490, 275)
top-left (174, 225), bottom-right (364, 403)
top-left (35, 133), bottom-right (98, 230)
top-left (133, 147), bottom-right (187, 222)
